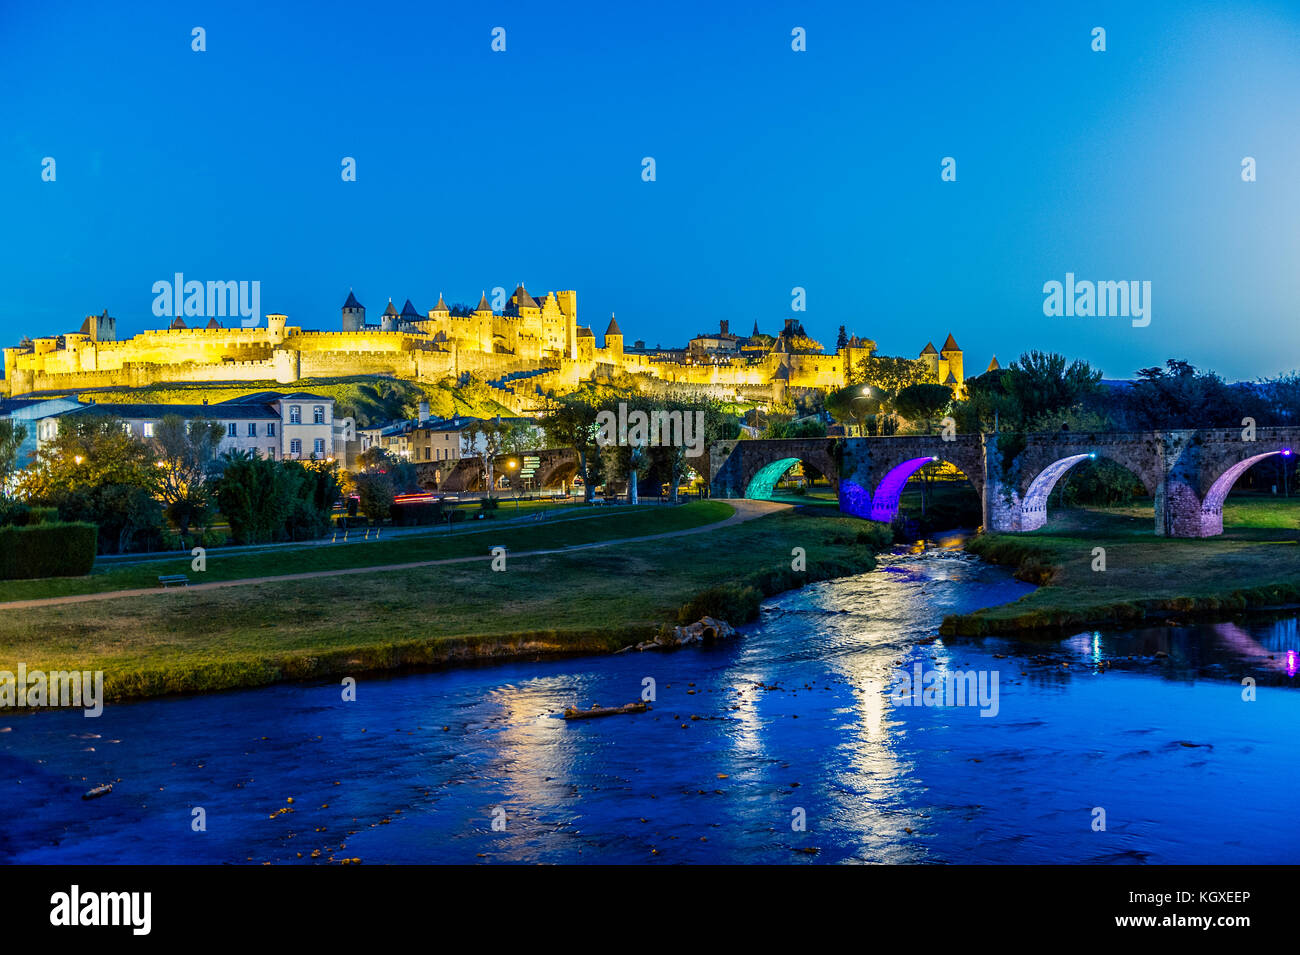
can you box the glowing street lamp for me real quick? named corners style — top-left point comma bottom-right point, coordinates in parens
top-left (507, 458), bottom-right (520, 511)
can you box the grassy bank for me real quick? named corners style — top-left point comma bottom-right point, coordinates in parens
top-left (0, 507), bottom-right (891, 701)
top-left (941, 495), bottom-right (1300, 635)
top-left (0, 502), bottom-right (723, 602)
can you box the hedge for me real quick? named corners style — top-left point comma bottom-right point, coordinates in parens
top-left (0, 522), bottom-right (98, 580)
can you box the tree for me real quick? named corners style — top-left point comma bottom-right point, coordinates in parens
top-left (852, 354), bottom-right (934, 393)
top-left (351, 469), bottom-right (394, 524)
top-left (152, 415), bottom-right (225, 542)
top-left (542, 396), bottom-right (603, 501)
top-left (354, 445), bottom-right (419, 494)
top-left (0, 420), bottom-right (28, 494)
top-left (894, 383), bottom-right (954, 433)
top-left (825, 384), bottom-right (884, 435)
top-left (212, 452), bottom-right (297, 544)
top-left (19, 414), bottom-right (163, 553)
top-left (460, 418), bottom-right (511, 496)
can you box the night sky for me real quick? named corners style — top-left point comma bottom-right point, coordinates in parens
top-left (4, 0), bottom-right (1300, 379)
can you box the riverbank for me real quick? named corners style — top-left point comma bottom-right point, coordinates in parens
top-left (940, 500), bottom-right (1300, 635)
top-left (0, 503), bottom-right (892, 702)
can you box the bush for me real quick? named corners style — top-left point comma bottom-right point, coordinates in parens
top-left (479, 497), bottom-right (500, 511)
top-left (391, 500), bottom-right (441, 526)
top-left (0, 522), bottom-right (98, 580)
top-left (677, 583), bottom-right (762, 626)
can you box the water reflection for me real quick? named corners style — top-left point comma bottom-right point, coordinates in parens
top-left (1, 543), bottom-right (1297, 864)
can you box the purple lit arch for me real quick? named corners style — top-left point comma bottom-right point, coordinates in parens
top-left (869, 456), bottom-right (943, 523)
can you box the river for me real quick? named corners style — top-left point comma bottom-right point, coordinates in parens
top-left (2, 536), bottom-right (1297, 864)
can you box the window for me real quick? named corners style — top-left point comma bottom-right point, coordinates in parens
top-left (290, 439), bottom-right (302, 456)
top-left (227, 423), bottom-right (237, 437)
top-left (267, 422), bottom-right (276, 437)
top-left (313, 405), bottom-right (325, 424)
top-left (123, 422), bottom-right (132, 435)
top-left (289, 405), bottom-right (301, 424)
top-left (248, 423), bottom-right (257, 437)
top-left (424, 447), bottom-right (430, 461)
top-left (268, 447), bottom-right (276, 459)
top-left (142, 422), bottom-right (154, 438)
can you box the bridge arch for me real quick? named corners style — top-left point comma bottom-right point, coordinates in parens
top-left (1014, 444), bottom-right (1159, 532)
top-left (1019, 452), bottom-right (1095, 531)
top-left (745, 457), bottom-right (804, 499)
top-left (1198, 448), bottom-right (1291, 535)
top-left (866, 454), bottom-right (981, 524)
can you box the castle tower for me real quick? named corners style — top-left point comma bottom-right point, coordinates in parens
top-left (919, 341), bottom-right (940, 381)
top-left (771, 362), bottom-right (790, 405)
top-left (940, 332), bottom-right (963, 388)
top-left (342, 290), bottom-right (365, 332)
top-left (79, 308), bottom-right (117, 342)
top-left (474, 291), bottom-right (494, 353)
top-left (399, 299), bottom-right (421, 331)
top-left (555, 290), bottom-right (578, 359)
top-left (266, 313), bottom-right (288, 344)
top-left (987, 355), bottom-right (1000, 373)
top-left (603, 313), bottom-right (623, 360)
top-left (381, 299), bottom-right (399, 332)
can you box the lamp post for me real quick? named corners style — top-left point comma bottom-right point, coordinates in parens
top-left (850, 386), bottom-right (873, 437)
top-left (507, 458), bottom-right (519, 511)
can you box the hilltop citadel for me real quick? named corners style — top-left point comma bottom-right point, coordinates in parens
top-left (2, 285), bottom-right (973, 411)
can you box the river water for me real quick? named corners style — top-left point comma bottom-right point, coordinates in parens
top-left (2, 538), bottom-right (1297, 864)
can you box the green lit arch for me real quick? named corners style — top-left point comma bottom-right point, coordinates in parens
top-left (745, 457), bottom-right (804, 499)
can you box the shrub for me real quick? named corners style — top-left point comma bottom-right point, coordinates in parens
top-left (391, 500), bottom-right (441, 526)
top-left (0, 522), bottom-right (98, 580)
top-left (677, 583), bottom-right (762, 626)
top-left (479, 497), bottom-right (500, 511)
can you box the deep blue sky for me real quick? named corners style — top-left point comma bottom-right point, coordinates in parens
top-left (4, 0), bottom-right (1300, 381)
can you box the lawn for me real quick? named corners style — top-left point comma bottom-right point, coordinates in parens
top-left (941, 492), bottom-right (1300, 635)
top-left (0, 507), bottom-right (886, 701)
top-left (0, 502), bottom-right (725, 603)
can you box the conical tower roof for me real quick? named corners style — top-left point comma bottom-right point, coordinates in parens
top-left (432, 293), bottom-right (449, 312)
top-left (382, 299), bottom-right (399, 317)
top-left (511, 283), bottom-right (538, 309)
top-left (343, 290), bottom-right (362, 309)
top-left (920, 341), bottom-right (938, 355)
top-left (206, 318), bottom-right (222, 329)
top-left (941, 333), bottom-right (960, 352)
top-left (476, 291), bottom-right (491, 312)
top-left (170, 316), bottom-right (187, 330)
top-left (987, 355), bottom-right (1000, 372)
top-left (400, 299), bottom-right (421, 318)
top-left (605, 314), bottom-right (622, 337)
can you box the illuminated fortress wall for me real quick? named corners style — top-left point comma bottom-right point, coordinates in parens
top-left (1, 286), bottom-right (966, 412)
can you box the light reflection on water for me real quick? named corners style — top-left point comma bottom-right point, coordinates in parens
top-left (0, 546), bottom-right (1297, 864)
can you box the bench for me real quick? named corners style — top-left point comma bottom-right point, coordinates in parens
top-left (157, 574), bottom-right (189, 588)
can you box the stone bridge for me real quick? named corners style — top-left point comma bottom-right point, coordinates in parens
top-left (418, 448), bottom-right (579, 493)
top-left (709, 429), bottom-right (1300, 538)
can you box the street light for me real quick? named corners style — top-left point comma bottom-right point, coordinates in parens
top-left (507, 458), bottom-right (519, 511)
top-left (850, 386), bottom-right (874, 437)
